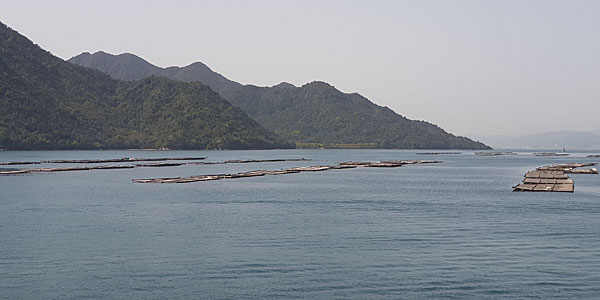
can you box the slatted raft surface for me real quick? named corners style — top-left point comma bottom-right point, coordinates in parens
top-left (534, 153), bottom-right (570, 157)
top-left (133, 160), bottom-right (441, 184)
top-left (0, 156), bottom-right (208, 165)
top-left (513, 163), bottom-right (598, 193)
top-left (475, 152), bottom-right (517, 156)
top-left (416, 152), bottom-right (461, 155)
top-left (0, 158), bottom-right (311, 175)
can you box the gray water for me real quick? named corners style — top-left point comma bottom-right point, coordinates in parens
top-left (1, 149), bottom-right (599, 299)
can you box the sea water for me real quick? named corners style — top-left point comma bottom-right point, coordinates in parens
top-left (1, 149), bottom-right (599, 299)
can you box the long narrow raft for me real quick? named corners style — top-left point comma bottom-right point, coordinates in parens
top-left (0, 156), bottom-right (208, 165)
top-left (133, 160), bottom-right (440, 184)
top-left (513, 163), bottom-right (598, 193)
top-left (475, 152), bottom-right (517, 156)
top-left (417, 152), bottom-right (461, 155)
top-left (0, 158), bottom-right (311, 175)
top-left (534, 153), bottom-right (570, 157)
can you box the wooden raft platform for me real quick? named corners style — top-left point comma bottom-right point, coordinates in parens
top-left (0, 156), bottom-right (207, 165)
top-left (338, 160), bottom-right (441, 168)
top-left (534, 153), bottom-right (570, 157)
top-left (513, 163), bottom-right (597, 193)
top-left (0, 158), bottom-right (311, 175)
top-left (416, 152), bottom-right (461, 155)
top-left (475, 152), bottom-right (517, 156)
top-left (133, 160), bottom-right (440, 184)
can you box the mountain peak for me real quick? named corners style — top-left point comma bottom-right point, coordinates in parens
top-left (88, 51), bottom-right (152, 64)
top-left (68, 51), bottom-right (162, 81)
top-left (304, 81), bottom-right (334, 88)
top-left (93, 50), bottom-right (111, 55)
top-left (70, 52), bottom-right (242, 93)
top-left (187, 61), bottom-right (210, 68)
top-left (272, 82), bottom-right (296, 89)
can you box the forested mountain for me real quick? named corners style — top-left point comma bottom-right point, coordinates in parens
top-left (0, 22), bottom-right (292, 150)
top-left (70, 51), bottom-right (490, 149)
top-left (222, 81), bottom-right (489, 149)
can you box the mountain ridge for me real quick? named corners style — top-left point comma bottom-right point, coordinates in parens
top-left (69, 51), bottom-right (490, 150)
top-left (69, 51), bottom-right (242, 95)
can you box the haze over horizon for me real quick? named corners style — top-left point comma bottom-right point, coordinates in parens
top-left (2, 0), bottom-right (598, 137)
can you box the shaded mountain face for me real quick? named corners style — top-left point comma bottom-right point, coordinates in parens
top-left (223, 82), bottom-right (490, 149)
top-left (70, 52), bottom-right (242, 95)
top-left (0, 22), bottom-right (292, 150)
top-left (70, 52), bottom-right (490, 149)
top-left (69, 51), bottom-right (163, 81)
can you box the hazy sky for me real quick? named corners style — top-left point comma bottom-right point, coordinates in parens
top-left (1, 0), bottom-right (599, 137)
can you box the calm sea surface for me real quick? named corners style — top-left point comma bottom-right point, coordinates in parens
top-left (1, 149), bottom-right (599, 299)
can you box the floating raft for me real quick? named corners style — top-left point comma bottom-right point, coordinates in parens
top-left (0, 161), bottom-right (41, 166)
top-left (535, 163), bottom-right (596, 172)
top-left (417, 152), bottom-right (461, 155)
top-left (475, 152), bottom-right (517, 156)
top-left (534, 153), bottom-right (570, 157)
top-left (513, 163), bottom-right (597, 193)
top-left (187, 158), bottom-right (309, 165)
top-left (133, 160), bottom-right (440, 184)
top-left (587, 154), bottom-right (600, 158)
top-left (0, 158), bottom-right (311, 175)
top-left (524, 170), bottom-right (569, 179)
top-left (0, 164), bottom-right (136, 175)
top-left (338, 160), bottom-right (440, 168)
top-left (0, 156), bottom-right (207, 165)
top-left (568, 168), bottom-right (599, 174)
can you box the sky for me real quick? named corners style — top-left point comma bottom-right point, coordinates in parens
top-left (1, 0), bottom-right (599, 138)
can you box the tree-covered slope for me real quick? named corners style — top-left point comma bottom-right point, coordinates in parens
top-left (224, 82), bottom-right (490, 149)
top-left (0, 22), bottom-right (291, 150)
top-left (70, 53), bottom-right (490, 150)
top-left (107, 78), bottom-right (290, 150)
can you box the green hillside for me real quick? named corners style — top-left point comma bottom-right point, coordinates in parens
top-left (224, 82), bottom-right (489, 149)
top-left (0, 21), bottom-right (292, 150)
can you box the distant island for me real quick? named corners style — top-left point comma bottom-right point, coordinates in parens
top-left (70, 52), bottom-right (491, 150)
top-left (476, 131), bottom-right (600, 150)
